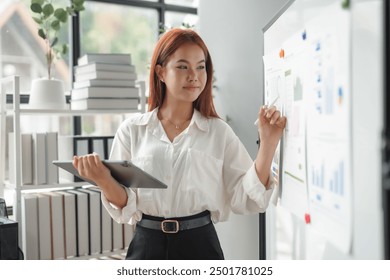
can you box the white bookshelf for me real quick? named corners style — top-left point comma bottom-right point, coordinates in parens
top-left (73, 249), bottom-right (127, 260)
top-left (5, 108), bottom-right (145, 116)
top-left (0, 75), bottom-right (144, 260)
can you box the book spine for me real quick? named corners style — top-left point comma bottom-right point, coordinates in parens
top-left (74, 138), bottom-right (90, 182)
top-left (107, 138), bottom-right (114, 159)
top-left (46, 132), bottom-right (59, 184)
top-left (63, 190), bottom-right (80, 257)
top-left (33, 133), bottom-right (47, 185)
top-left (74, 71), bottom-right (137, 82)
top-left (8, 133), bottom-right (33, 185)
top-left (70, 98), bottom-right (139, 110)
top-left (37, 194), bottom-right (52, 260)
top-left (112, 221), bottom-right (124, 251)
top-left (79, 189), bottom-right (101, 255)
top-left (47, 192), bottom-right (65, 259)
top-left (71, 87), bottom-right (140, 100)
top-left (60, 191), bottom-right (77, 258)
top-left (74, 63), bottom-right (136, 75)
top-left (57, 136), bottom-right (74, 182)
top-left (21, 193), bottom-right (39, 260)
top-left (88, 188), bottom-right (113, 253)
top-left (73, 79), bottom-right (137, 89)
top-left (68, 190), bottom-right (89, 256)
top-left (77, 54), bottom-right (132, 66)
top-left (124, 223), bottom-right (134, 250)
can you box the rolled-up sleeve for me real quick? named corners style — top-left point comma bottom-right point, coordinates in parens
top-left (101, 186), bottom-right (137, 223)
top-left (224, 137), bottom-right (274, 215)
top-left (241, 163), bottom-right (274, 211)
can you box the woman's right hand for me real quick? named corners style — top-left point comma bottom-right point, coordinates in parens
top-left (72, 153), bottom-right (112, 186)
top-left (73, 153), bottom-right (128, 208)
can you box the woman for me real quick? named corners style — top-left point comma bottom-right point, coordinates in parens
top-left (73, 28), bottom-right (286, 260)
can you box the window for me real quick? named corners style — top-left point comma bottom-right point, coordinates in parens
top-left (76, 1), bottom-right (198, 136)
top-left (80, 2), bottom-right (159, 83)
top-left (0, 0), bottom-right (70, 92)
top-left (0, 0), bottom-right (198, 136)
top-left (165, 11), bottom-right (198, 29)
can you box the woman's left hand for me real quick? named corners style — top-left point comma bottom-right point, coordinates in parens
top-left (257, 105), bottom-right (287, 147)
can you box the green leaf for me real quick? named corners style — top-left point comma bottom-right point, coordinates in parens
top-left (38, 28), bottom-right (46, 40)
top-left (66, 7), bottom-right (76, 16)
top-left (62, 44), bottom-right (68, 55)
top-left (31, 0), bottom-right (44, 5)
top-left (341, 0), bottom-right (350, 9)
top-left (54, 8), bottom-right (67, 22)
top-left (32, 16), bottom-right (42, 24)
top-left (30, 3), bottom-right (42, 13)
top-left (51, 37), bottom-right (58, 48)
top-left (52, 45), bottom-right (67, 58)
top-left (72, 0), bottom-right (85, 12)
top-left (51, 20), bottom-right (60, 31)
top-left (42, 4), bottom-right (54, 17)
top-left (74, 5), bottom-right (85, 12)
top-left (73, 0), bottom-right (85, 6)
top-left (73, 0), bottom-right (85, 12)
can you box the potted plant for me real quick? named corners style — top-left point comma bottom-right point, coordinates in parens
top-left (28, 0), bottom-right (85, 109)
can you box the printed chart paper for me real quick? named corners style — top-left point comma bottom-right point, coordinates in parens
top-left (263, 3), bottom-right (352, 253)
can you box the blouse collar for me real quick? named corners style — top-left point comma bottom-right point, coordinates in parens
top-left (132, 107), bottom-right (210, 133)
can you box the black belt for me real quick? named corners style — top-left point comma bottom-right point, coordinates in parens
top-left (138, 211), bottom-right (212, 234)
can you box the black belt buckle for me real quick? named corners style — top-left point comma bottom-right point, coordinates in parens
top-left (161, 219), bottom-right (179, 233)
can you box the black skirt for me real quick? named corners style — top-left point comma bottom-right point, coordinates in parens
top-left (125, 211), bottom-right (225, 260)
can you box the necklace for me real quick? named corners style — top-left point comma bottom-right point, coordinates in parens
top-left (158, 111), bottom-right (191, 130)
top-left (165, 118), bottom-right (189, 130)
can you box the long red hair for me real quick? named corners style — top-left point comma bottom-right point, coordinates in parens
top-left (148, 28), bottom-right (219, 118)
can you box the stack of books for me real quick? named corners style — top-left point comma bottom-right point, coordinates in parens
top-left (71, 53), bottom-right (140, 110)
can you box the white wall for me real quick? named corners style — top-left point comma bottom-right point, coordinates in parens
top-left (198, 0), bottom-right (290, 260)
top-left (350, 0), bottom-right (383, 259)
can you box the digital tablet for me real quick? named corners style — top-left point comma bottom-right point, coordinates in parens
top-left (52, 160), bottom-right (168, 189)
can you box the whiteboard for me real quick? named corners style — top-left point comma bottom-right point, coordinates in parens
top-left (264, 0), bottom-right (384, 259)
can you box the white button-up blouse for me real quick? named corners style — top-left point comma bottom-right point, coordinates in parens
top-left (101, 107), bottom-right (274, 225)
